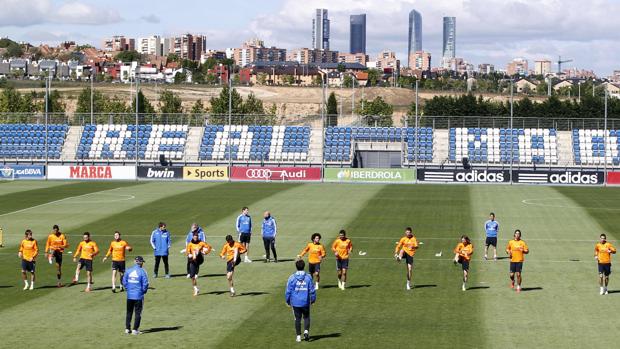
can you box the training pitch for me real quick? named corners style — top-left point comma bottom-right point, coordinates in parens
top-left (0, 181), bottom-right (619, 348)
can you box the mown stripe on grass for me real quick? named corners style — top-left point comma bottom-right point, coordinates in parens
top-left (215, 184), bottom-right (481, 349)
top-left (469, 185), bottom-right (619, 348)
top-left (552, 186), bottom-right (620, 238)
top-left (0, 182), bottom-right (302, 347)
top-left (0, 181), bottom-right (143, 216)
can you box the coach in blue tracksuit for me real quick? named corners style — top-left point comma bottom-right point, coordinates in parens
top-left (484, 212), bottom-right (499, 261)
top-left (236, 207), bottom-right (252, 263)
top-left (285, 259), bottom-right (316, 342)
top-left (150, 222), bottom-right (171, 278)
top-left (122, 256), bottom-right (149, 335)
top-left (262, 211), bottom-right (278, 262)
top-left (185, 223), bottom-right (206, 277)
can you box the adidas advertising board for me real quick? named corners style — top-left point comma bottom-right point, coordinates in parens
top-left (515, 170), bottom-right (604, 185)
top-left (418, 169), bottom-right (510, 183)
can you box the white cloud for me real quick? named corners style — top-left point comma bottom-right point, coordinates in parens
top-left (0, 0), bottom-right (121, 27)
top-left (141, 14), bottom-right (161, 24)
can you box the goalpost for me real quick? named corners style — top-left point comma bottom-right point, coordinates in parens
top-left (0, 167), bottom-right (15, 181)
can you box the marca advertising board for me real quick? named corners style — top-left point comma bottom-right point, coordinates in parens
top-left (137, 166), bottom-right (183, 179)
top-left (607, 172), bottom-right (620, 185)
top-left (418, 169), bottom-right (511, 183)
top-left (324, 168), bottom-right (415, 183)
top-left (515, 170), bottom-right (604, 185)
top-left (47, 166), bottom-right (136, 180)
top-left (230, 166), bottom-right (321, 181)
top-left (0, 164), bottom-right (45, 179)
top-left (183, 166), bottom-right (229, 181)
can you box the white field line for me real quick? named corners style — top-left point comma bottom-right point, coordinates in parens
top-left (0, 188), bottom-right (134, 218)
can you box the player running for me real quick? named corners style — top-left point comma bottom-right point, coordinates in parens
top-left (297, 233), bottom-right (326, 289)
top-left (186, 232), bottom-right (213, 296)
top-left (18, 230), bottom-right (38, 290)
top-left (236, 207), bottom-right (252, 263)
top-left (453, 235), bottom-right (474, 291)
top-left (184, 223), bottom-right (206, 278)
top-left (261, 211), bottom-right (278, 263)
top-left (394, 227), bottom-right (418, 290)
top-left (595, 233), bottom-right (617, 295)
top-left (102, 231), bottom-right (132, 293)
top-left (484, 212), bottom-right (499, 261)
top-left (506, 230), bottom-right (529, 293)
top-left (220, 235), bottom-right (247, 297)
top-left (45, 224), bottom-right (69, 287)
top-left (72, 232), bottom-right (99, 292)
top-left (331, 230), bottom-right (352, 290)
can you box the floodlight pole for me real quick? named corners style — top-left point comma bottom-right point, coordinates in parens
top-left (509, 80), bottom-right (514, 185)
top-left (414, 80), bottom-right (419, 182)
top-left (228, 65), bottom-right (233, 173)
top-left (45, 71), bottom-right (50, 170)
top-left (135, 65), bottom-right (140, 169)
top-left (90, 69), bottom-right (94, 124)
top-left (604, 90), bottom-right (608, 186)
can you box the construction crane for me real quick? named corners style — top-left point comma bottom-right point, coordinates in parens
top-left (557, 55), bottom-right (573, 74)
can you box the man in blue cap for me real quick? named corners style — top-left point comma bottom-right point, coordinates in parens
top-left (285, 259), bottom-right (316, 342)
top-left (122, 256), bottom-right (149, 335)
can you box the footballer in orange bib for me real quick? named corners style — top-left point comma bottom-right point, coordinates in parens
top-left (19, 230), bottom-right (38, 290)
top-left (394, 227), bottom-right (418, 290)
top-left (103, 231), bottom-right (132, 293)
top-left (453, 235), bottom-right (474, 291)
top-left (45, 225), bottom-right (69, 287)
top-left (331, 230), bottom-right (352, 290)
top-left (72, 232), bottom-right (99, 292)
top-left (595, 233), bottom-right (617, 295)
top-left (297, 233), bottom-right (327, 289)
top-left (506, 230), bottom-right (529, 292)
top-left (187, 232), bottom-right (212, 296)
top-left (220, 235), bottom-right (247, 297)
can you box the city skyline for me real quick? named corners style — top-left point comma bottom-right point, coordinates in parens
top-left (407, 9), bottom-right (423, 68)
top-left (0, 0), bottom-right (619, 75)
top-left (349, 14), bottom-right (366, 54)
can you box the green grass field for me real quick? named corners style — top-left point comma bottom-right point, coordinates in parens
top-left (1, 181), bottom-right (619, 348)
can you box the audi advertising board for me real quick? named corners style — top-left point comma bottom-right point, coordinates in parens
top-left (607, 172), bottom-right (620, 185)
top-left (230, 167), bottom-right (321, 181)
top-left (183, 166), bottom-right (228, 181)
top-left (0, 164), bottom-right (45, 179)
top-left (515, 170), bottom-right (604, 185)
top-left (418, 169), bottom-right (511, 183)
top-left (47, 166), bottom-right (136, 180)
top-left (137, 166), bottom-right (183, 179)
top-left (324, 168), bottom-right (415, 183)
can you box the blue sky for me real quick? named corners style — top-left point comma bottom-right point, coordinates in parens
top-left (0, 0), bottom-right (619, 76)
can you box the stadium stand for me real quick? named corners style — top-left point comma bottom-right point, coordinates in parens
top-left (449, 128), bottom-right (558, 164)
top-left (572, 129), bottom-right (620, 165)
top-left (0, 123), bottom-right (67, 159)
top-left (199, 125), bottom-right (311, 162)
top-left (76, 124), bottom-right (188, 160)
top-left (324, 127), bottom-right (434, 163)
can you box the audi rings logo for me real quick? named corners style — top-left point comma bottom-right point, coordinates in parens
top-left (245, 169), bottom-right (272, 179)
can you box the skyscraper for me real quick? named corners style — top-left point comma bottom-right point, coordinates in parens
top-left (350, 14), bottom-right (366, 54)
top-left (312, 9), bottom-right (330, 50)
top-left (442, 17), bottom-right (456, 65)
top-left (407, 10), bottom-right (422, 68)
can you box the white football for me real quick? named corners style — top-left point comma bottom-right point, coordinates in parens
top-left (188, 254), bottom-right (193, 258)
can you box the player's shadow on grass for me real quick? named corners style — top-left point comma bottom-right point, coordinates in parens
top-left (413, 284), bottom-right (437, 289)
top-left (203, 273), bottom-right (227, 278)
top-left (169, 274), bottom-right (189, 278)
top-left (495, 257), bottom-right (509, 260)
top-left (467, 286), bottom-right (490, 290)
top-left (38, 285), bottom-right (65, 289)
top-left (310, 332), bottom-right (341, 341)
top-left (322, 284), bottom-right (371, 289)
top-left (142, 326), bottom-right (183, 334)
top-left (0, 286), bottom-right (12, 289)
top-left (520, 287), bottom-right (543, 292)
top-left (237, 291), bottom-right (269, 297)
top-left (607, 290), bottom-right (620, 294)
